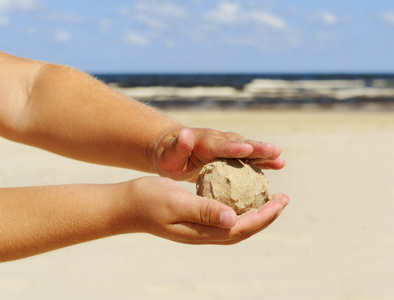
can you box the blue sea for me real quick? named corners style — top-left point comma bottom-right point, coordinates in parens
top-left (93, 73), bottom-right (394, 110)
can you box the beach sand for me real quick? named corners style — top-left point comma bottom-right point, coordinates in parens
top-left (1, 109), bottom-right (394, 300)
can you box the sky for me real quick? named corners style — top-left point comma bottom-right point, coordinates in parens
top-left (1, 0), bottom-right (394, 73)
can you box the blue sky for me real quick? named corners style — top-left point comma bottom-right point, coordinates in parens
top-left (1, 0), bottom-right (394, 73)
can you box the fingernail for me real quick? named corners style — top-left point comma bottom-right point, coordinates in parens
top-left (220, 211), bottom-right (236, 227)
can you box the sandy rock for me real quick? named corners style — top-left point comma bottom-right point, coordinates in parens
top-left (196, 159), bottom-right (271, 215)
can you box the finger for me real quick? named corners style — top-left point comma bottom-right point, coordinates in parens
top-left (170, 193), bottom-right (289, 245)
top-left (222, 193), bottom-right (290, 243)
top-left (217, 134), bottom-right (281, 160)
top-left (198, 138), bottom-right (254, 161)
top-left (168, 222), bottom-right (233, 244)
top-left (222, 131), bottom-right (246, 141)
top-left (243, 140), bottom-right (282, 160)
top-left (219, 214), bottom-right (279, 245)
top-left (233, 193), bottom-right (289, 232)
top-left (249, 157), bottom-right (286, 170)
top-left (178, 195), bottom-right (237, 228)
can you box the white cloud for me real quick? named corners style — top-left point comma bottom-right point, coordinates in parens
top-left (204, 2), bottom-right (240, 24)
top-left (136, 13), bottom-right (168, 31)
top-left (198, 1), bottom-right (295, 52)
top-left (0, 0), bottom-right (40, 27)
top-left (318, 11), bottom-right (338, 25)
top-left (116, 1), bottom-right (289, 52)
top-left (120, 2), bottom-right (187, 32)
top-left (204, 1), bottom-right (286, 29)
top-left (55, 30), bottom-right (71, 42)
top-left (250, 11), bottom-right (286, 29)
top-left (118, 2), bottom-right (188, 47)
top-left (123, 31), bottom-right (150, 47)
top-left (13, 0), bottom-right (39, 11)
top-left (381, 12), bottom-right (394, 25)
top-left (0, 0), bottom-right (40, 12)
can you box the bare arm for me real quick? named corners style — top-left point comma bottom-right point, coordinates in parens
top-left (0, 52), bottom-right (284, 178)
top-left (0, 183), bottom-right (122, 261)
top-left (0, 52), bottom-right (182, 173)
top-left (0, 177), bottom-right (289, 262)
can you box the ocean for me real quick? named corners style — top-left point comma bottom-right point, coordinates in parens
top-left (93, 73), bottom-right (394, 110)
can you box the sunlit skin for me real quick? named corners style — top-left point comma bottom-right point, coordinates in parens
top-left (154, 127), bottom-right (285, 182)
top-left (0, 51), bottom-right (289, 262)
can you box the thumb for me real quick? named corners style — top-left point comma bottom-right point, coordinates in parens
top-left (161, 128), bottom-right (195, 176)
top-left (183, 196), bottom-right (238, 228)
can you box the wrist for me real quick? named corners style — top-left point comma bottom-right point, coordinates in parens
top-left (105, 179), bottom-right (153, 236)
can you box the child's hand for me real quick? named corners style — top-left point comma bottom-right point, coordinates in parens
top-left (153, 127), bottom-right (285, 182)
top-left (123, 176), bottom-right (289, 244)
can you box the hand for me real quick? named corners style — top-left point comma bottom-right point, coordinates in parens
top-left (122, 176), bottom-right (289, 245)
top-left (153, 127), bottom-right (285, 182)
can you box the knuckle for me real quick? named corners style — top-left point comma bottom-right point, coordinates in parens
top-left (199, 200), bottom-right (218, 226)
top-left (224, 131), bottom-right (243, 140)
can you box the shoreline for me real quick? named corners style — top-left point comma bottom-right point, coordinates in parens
top-left (140, 98), bottom-right (394, 111)
top-left (111, 78), bottom-right (394, 111)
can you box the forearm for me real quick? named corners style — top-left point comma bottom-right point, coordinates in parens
top-left (7, 59), bottom-right (183, 172)
top-left (0, 183), bottom-right (131, 262)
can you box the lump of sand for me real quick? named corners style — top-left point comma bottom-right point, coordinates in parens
top-left (196, 159), bottom-right (271, 215)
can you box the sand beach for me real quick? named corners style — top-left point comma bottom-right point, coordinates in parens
top-left (0, 109), bottom-right (394, 299)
